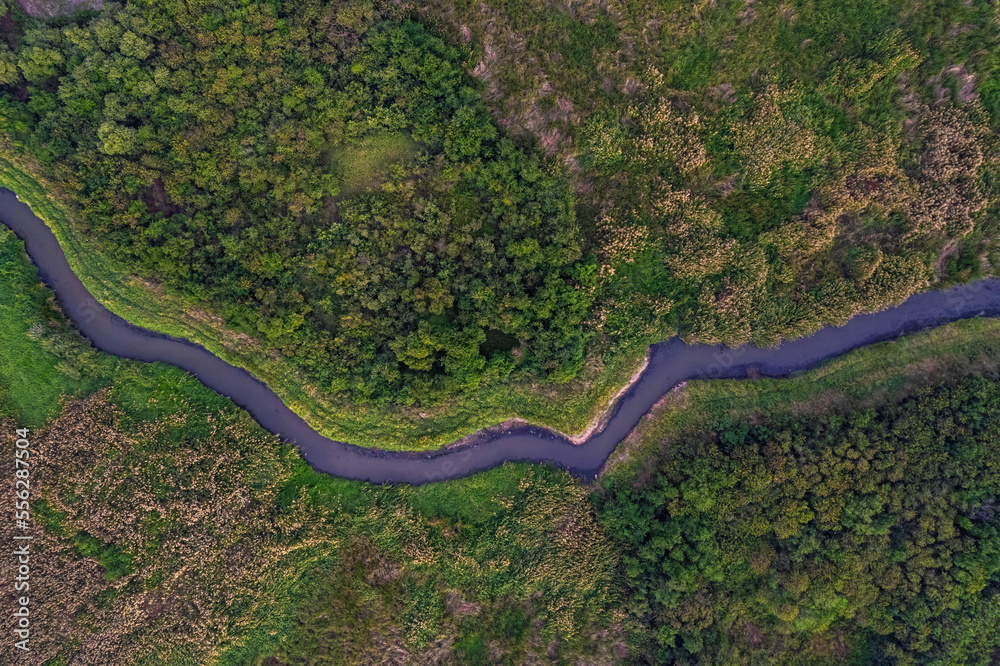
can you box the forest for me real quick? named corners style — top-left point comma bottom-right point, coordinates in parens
top-left (0, 0), bottom-right (592, 405)
top-left (599, 376), bottom-right (1000, 664)
top-left (0, 0), bottom-right (998, 416)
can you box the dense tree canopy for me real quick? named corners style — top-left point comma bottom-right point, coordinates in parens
top-left (599, 376), bottom-right (1000, 664)
top-left (0, 0), bottom-right (592, 403)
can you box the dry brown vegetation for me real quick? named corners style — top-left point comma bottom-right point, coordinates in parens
top-left (17, 0), bottom-right (100, 19)
top-left (418, 0), bottom-right (1000, 354)
top-left (907, 102), bottom-right (988, 239)
top-left (0, 386), bottom-right (625, 664)
top-left (0, 394), bottom-right (319, 664)
top-left (732, 85), bottom-right (822, 187)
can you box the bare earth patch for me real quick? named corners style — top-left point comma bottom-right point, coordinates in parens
top-left (789, 389), bottom-right (851, 419)
top-left (19, 0), bottom-right (101, 19)
top-left (934, 239), bottom-right (959, 278)
top-left (597, 380), bottom-right (690, 482)
top-left (945, 63), bottom-right (978, 103)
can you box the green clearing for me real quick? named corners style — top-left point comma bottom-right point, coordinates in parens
top-left (331, 132), bottom-right (422, 196)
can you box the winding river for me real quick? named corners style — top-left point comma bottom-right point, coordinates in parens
top-left (3, 188), bottom-right (1000, 484)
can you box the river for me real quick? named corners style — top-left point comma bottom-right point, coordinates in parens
top-left (3, 188), bottom-right (1000, 484)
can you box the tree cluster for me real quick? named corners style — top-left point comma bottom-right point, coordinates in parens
top-left (0, 1), bottom-right (592, 404)
top-left (599, 376), bottom-right (1000, 664)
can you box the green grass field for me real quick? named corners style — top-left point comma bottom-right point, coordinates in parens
top-left (0, 227), bottom-right (112, 424)
top-left (331, 132), bottom-right (422, 196)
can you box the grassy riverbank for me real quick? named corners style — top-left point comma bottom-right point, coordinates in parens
top-left (0, 220), bottom-right (112, 423)
top-left (603, 315), bottom-right (1000, 482)
top-left (0, 151), bottom-right (650, 450)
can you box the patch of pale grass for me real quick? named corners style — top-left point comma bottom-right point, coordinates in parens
top-left (331, 133), bottom-right (421, 196)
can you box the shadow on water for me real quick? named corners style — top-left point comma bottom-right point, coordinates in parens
top-left (3, 188), bottom-right (1000, 484)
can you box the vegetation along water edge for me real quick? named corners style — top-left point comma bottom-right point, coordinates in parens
top-left (1, 0), bottom-right (1000, 452)
top-left (4, 207), bottom-right (1000, 663)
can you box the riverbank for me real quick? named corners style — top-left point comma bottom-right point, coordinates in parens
top-left (7, 255), bottom-right (1000, 666)
top-left (601, 314), bottom-right (1000, 483)
top-left (4, 191), bottom-right (1000, 483)
top-left (6, 147), bottom-right (996, 457)
top-left (443, 347), bottom-right (653, 452)
top-left (0, 151), bottom-right (652, 451)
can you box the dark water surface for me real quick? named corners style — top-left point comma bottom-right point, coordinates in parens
top-left (3, 188), bottom-right (1000, 484)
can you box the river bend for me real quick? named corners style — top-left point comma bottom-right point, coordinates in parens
top-left (3, 189), bottom-right (1000, 484)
